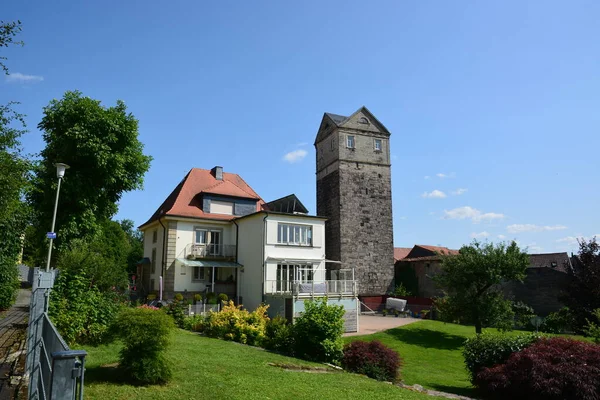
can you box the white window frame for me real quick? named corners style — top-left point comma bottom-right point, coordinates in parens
top-left (346, 135), bottom-right (355, 149)
top-left (277, 223), bottom-right (312, 246)
top-left (374, 139), bottom-right (382, 152)
top-left (194, 227), bottom-right (223, 255)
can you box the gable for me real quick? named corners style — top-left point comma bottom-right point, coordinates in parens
top-left (338, 107), bottom-right (390, 136)
top-left (314, 113), bottom-right (343, 145)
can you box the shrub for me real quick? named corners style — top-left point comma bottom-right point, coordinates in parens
top-left (164, 299), bottom-right (186, 328)
top-left (512, 301), bottom-right (536, 328)
top-left (182, 314), bottom-right (204, 332)
top-left (0, 261), bottom-right (19, 310)
top-left (193, 294), bottom-right (202, 303)
top-left (463, 332), bottom-right (542, 383)
top-left (293, 298), bottom-right (345, 363)
top-left (218, 293), bottom-right (228, 303)
top-left (342, 340), bottom-right (401, 382)
top-left (539, 307), bottom-right (575, 333)
top-left (382, 309), bottom-right (388, 316)
top-left (115, 306), bottom-right (174, 384)
top-left (49, 269), bottom-right (125, 345)
top-left (174, 293), bottom-right (184, 301)
top-left (390, 283), bottom-right (412, 297)
top-left (203, 301), bottom-right (269, 346)
top-left (584, 309), bottom-right (600, 344)
top-left (147, 293), bottom-right (156, 300)
top-left (206, 292), bottom-right (216, 304)
top-left (264, 316), bottom-right (294, 354)
top-left (476, 337), bottom-right (600, 400)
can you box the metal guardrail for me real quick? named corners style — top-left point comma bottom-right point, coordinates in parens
top-left (184, 243), bottom-right (236, 260)
top-left (26, 268), bottom-right (87, 400)
top-left (265, 280), bottom-right (357, 296)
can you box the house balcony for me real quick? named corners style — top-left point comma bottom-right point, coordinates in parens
top-left (184, 243), bottom-right (236, 261)
top-left (265, 280), bottom-right (357, 297)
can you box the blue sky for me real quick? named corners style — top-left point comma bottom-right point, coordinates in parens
top-left (2, 1), bottom-right (599, 254)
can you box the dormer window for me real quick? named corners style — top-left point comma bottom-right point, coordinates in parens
top-left (210, 200), bottom-right (233, 215)
top-left (346, 135), bottom-right (355, 149)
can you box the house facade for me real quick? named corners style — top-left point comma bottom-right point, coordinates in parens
top-left (138, 166), bottom-right (359, 332)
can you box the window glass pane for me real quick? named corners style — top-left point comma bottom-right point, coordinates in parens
top-left (307, 228), bottom-right (312, 244)
top-left (278, 224), bottom-right (282, 243)
top-left (195, 230), bottom-right (206, 244)
top-left (294, 226), bottom-right (300, 243)
top-left (347, 136), bottom-right (355, 148)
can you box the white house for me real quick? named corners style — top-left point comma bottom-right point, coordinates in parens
top-left (138, 166), bottom-right (359, 331)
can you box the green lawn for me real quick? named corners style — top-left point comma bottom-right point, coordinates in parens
top-left (83, 329), bottom-right (436, 400)
top-left (345, 319), bottom-right (589, 398)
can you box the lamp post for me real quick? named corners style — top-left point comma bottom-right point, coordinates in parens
top-left (45, 163), bottom-right (69, 272)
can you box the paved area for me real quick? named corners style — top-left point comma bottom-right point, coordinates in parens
top-left (0, 289), bottom-right (30, 399)
top-left (344, 314), bottom-right (421, 337)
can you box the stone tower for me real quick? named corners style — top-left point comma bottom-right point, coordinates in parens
top-left (315, 106), bottom-right (394, 296)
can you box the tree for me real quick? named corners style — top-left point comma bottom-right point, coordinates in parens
top-left (0, 20), bottom-right (23, 74)
top-left (562, 238), bottom-right (600, 332)
top-left (434, 241), bottom-right (529, 334)
top-left (119, 219), bottom-right (144, 275)
top-left (28, 91), bottom-right (152, 264)
top-left (0, 20), bottom-right (29, 309)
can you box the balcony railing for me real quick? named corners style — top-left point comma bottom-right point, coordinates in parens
top-left (265, 280), bottom-right (357, 297)
top-left (184, 243), bottom-right (236, 261)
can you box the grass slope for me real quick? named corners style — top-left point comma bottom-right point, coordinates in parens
top-left (83, 329), bottom-right (435, 400)
top-left (347, 320), bottom-right (476, 397)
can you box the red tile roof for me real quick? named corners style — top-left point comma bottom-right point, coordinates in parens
top-left (140, 168), bottom-right (264, 227)
top-left (394, 247), bottom-right (412, 262)
top-left (417, 245), bottom-right (459, 256)
top-left (400, 244), bottom-right (460, 262)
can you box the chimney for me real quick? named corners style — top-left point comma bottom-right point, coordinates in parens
top-left (211, 166), bottom-right (223, 180)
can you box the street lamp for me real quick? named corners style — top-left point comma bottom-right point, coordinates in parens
top-left (45, 163), bottom-right (69, 272)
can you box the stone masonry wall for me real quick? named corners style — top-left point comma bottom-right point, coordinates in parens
top-left (338, 161), bottom-right (394, 295)
top-left (502, 268), bottom-right (571, 316)
top-left (316, 169), bottom-right (341, 265)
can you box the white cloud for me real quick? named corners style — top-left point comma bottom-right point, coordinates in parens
top-left (421, 190), bottom-right (447, 199)
top-left (452, 188), bottom-right (468, 196)
top-left (424, 176), bottom-right (430, 180)
top-left (5, 72), bottom-right (44, 83)
top-left (470, 231), bottom-right (490, 239)
top-left (282, 149), bottom-right (307, 163)
top-left (436, 172), bottom-right (455, 179)
top-left (497, 234), bottom-right (506, 240)
top-left (506, 224), bottom-right (568, 234)
top-left (295, 142), bottom-right (309, 147)
top-left (556, 236), bottom-right (579, 246)
top-left (398, 216), bottom-right (407, 220)
top-left (443, 206), bottom-right (505, 223)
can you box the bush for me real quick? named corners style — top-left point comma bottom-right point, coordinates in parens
top-left (342, 340), bottom-right (401, 382)
top-left (206, 292), bottom-right (216, 304)
top-left (203, 301), bottom-right (269, 346)
top-left (49, 269), bottom-right (125, 345)
top-left (463, 332), bottom-right (541, 383)
top-left (193, 294), bottom-right (202, 303)
top-left (476, 337), bottom-right (600, 400)
top-left (182, 314), bottom-right (204, 332)
top-left (164, 299), bottom-right (186, 328)
top-left (115, 306), bottom-right (174, 384)
top-left (539, 307), bottom-right (575, 333)
top-left (218, 293), bottom-right (228, 303)
top-left (512, 301), bottom-right (536, 328)
top-left (293, 298), bottom-right (345, 363)
top-left (0, 261), bottom-right (19, 311)
top-left (264, 316), bottom-right (294, 354)
top-left (390, 283), bottom-right (412, 297)
top-left (174, 293), bottom-right (184, 301)
top-left (584, 309), bottom-right (600, 344)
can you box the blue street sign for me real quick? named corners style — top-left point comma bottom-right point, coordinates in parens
top-left (47, 232), bottom-right (57, 239)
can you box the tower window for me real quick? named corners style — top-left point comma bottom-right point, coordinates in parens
top-left (358, 117), bottom-right (369, 124)
top-left (346, 135), bottom-right (355, 149)
top-left (330, 138), bottom-right (335, 151)
top-left (374, 139), bottom-right (382, 152)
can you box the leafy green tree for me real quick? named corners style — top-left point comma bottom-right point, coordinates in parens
top-left (0, 20), bottom-right (23, 74)
top-left (0, 20), bottom-right (29, 309)
top-left (119, 219), bottom-right (144, 274)
top-left (434, 241), bottom-right (529, 334)
top-left (28, 91), bottom-right (152, 264)
top-left (562, 238), bottom-right (600, 332)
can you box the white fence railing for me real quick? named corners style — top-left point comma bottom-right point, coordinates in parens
top-left (265, 280), bottom-right (357, 296)
top-left (183, 243), bottom-right (236, 259)
top-left (188, 303), bottom-right (220, 315)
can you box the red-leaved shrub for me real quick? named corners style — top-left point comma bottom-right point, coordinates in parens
top-left (476, 337), bottom-right (600, 400)
top-left (342, 340), bottom-right (401, 382)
